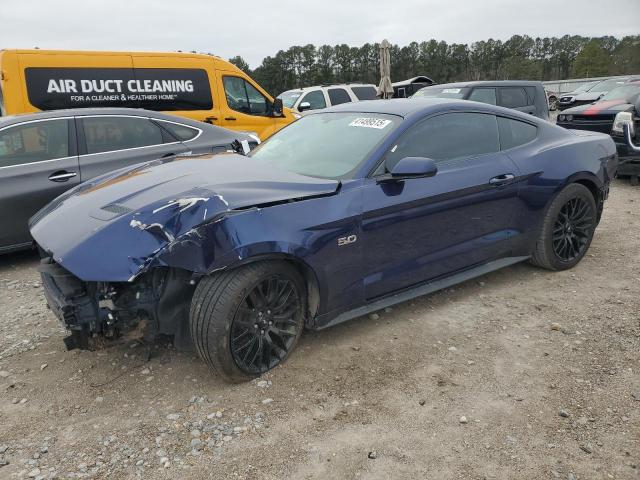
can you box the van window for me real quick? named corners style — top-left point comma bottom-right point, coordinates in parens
top-left (499, 88), bottom-right (529, 108)
top-left (351, 86), bottom-right (378, 101)
top-left (223, 76), bottom-right (269, 116)
top-left (468, 88), bottom-right (497, 105)
top-left (82, 116), bottom-right (164, 154)
top-left (299, 90), bottom-right (326, 110)
top-left (157, 120), bottom-right (200, 141)
top-left (0, 119), bottom-right (69, 167)
top-left (328, 88), bottom-right (351, 105)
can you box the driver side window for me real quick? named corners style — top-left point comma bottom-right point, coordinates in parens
top-left (223, 76), bottom-right (269, 116)
top-left (379, 112), bottom-right (500, 174)
top-left (300, 90), bottom-right (326, 110)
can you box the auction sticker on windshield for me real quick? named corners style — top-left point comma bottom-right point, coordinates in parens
top-left (442, 88), bottom-right (461, 94)
top-left (349, 118), bottom-right (392, 129)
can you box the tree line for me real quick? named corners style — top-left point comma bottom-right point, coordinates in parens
top-left (227, 35), bottom-right (640, 96)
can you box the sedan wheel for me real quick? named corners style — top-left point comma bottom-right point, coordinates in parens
top-left (551, 197), bottom-right (595, 262)
top-left (530, 183), bottom-right (596, 271)
top-left (230, 275), bottom-right (303, 375)
top-left (190, 261), bottom-right (305, 382)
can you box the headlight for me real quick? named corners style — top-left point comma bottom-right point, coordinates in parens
top-left (558, 115), bottom-right (565, 122)
top-left (565, 115), bottom-right (573, 122)
top-left (612, 111), bottom-right (635, 136)
top-left (292, 113), bottom-right (302, 119)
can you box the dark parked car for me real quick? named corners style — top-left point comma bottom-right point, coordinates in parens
top-left (412, 81), bottom-right (550, 120)
top-left (557, 80), bottom-right (640, 184)
top-left (31, 99), bottom-right (616, 382)
top-left (558, 78), bottom-right (633, 111)
top-left (0, 108), bottom-right (257, 253)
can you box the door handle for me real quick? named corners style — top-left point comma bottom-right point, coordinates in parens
top-left (489, 173), bottom-right (515, 186)
top-left (48, 171), bottom-right (77, 182)
top-left (204, 116), bottom-right (218, 124)
top-left (224, 116), bottom-right (237, 121)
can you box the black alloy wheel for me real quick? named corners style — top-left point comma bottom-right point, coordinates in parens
top-left (551, 197), bottom-right (594, 262)
top-left (230, 275), bottom-right (303, 375)
top-left (530, 183), bottom-right (597, 271)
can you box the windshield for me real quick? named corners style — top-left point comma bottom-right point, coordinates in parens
top-left (600, 84), bottom-right (640, 102)
top-left (249, 112), bottom-right (400, 179)
top-left (575, 81), bottom-right (597, 92)
top-left (412, 86), bottom-right (470, 99)
top-left (591, 79), bottom-right (627, 92)
top-left (277, 90), bottom-right (302, 108)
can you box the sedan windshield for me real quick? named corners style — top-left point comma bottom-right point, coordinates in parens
top-left (277, 90), bottom-right (302, 108)
top-left (600, 84), bottom-right (640, 102)
top-left (591, 79), bottom-right (627, 92)
top-left (249, 112), bottom-right (400, 179)
top-left (412, 86), bottom-right (470, 99)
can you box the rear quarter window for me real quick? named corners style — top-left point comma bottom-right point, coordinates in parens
top-left (157, 120), bottom-right (200, 141)
top-left (350, 86), bottom-right (378, 101)
top-left (498, 117), bottom-right (537, 150)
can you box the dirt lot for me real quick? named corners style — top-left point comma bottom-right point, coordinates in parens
top-left (0, 179), bottom-right (638, 480)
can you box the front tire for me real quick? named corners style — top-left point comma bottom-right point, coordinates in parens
top-left (530, 183), bottom-right (597, 271)
top-left (190, 262), bottom-right (305, 382)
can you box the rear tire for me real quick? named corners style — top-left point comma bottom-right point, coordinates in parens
top-left (530, 183), bottom-right (597, 271)
top-left (630, 176), bottom-right (639, 186)
top-left (189, 261), bottom-right (305, 382)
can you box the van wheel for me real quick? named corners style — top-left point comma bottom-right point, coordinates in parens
top-left (530, 183), bottom-right (596, 271)
top-left (190, 262), bottom-right (305, 382)
top-left (630, 176), bottom-right (639, 186)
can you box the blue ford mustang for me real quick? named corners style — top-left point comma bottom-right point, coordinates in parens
top-left (30, 99), bottom-right (617, 382)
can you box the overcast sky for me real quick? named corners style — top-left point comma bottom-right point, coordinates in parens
top-left (1, 0), bottom-right (638, 68)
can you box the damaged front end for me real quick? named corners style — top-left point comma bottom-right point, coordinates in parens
top-left (30, 153), bottom-right (339, 350)
top-left (38, 257), bottom-right (195, 350)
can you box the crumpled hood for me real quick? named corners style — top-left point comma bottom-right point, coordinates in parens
top-left (30, 153), bottom-right (339, 281)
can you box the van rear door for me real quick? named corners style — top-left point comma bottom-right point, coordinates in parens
top-left (130, 54), bottom-right (220, 124)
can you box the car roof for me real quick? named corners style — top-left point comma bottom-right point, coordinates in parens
top-left (423, 80), bottom-right (543, 88)
top-left (0, 108), bottom-right (201, 126)
top-left (319, 97), bottom-right (550, 125)
top-left (282, 84), bottom-right (376, 93)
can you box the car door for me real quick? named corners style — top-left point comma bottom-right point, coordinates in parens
top-left (361, 112), bottom-right (522, 299)
top-left (217, 73), bottom-right (276, 140)
top-left (0, 117), bottom-right (80, 250)
top-left (77, 115), bottom-right (189, 181)
top-left (498, 87), bottom-right (536, 116)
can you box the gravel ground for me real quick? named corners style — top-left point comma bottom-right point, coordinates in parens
top-left (0, 179), bottom-right (638, 480)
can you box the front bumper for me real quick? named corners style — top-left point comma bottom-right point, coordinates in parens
top-left (39, 258), bottom-right (101, 348)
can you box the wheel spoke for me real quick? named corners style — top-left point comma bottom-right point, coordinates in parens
top-left (230, 273), bottom-right (302, 375)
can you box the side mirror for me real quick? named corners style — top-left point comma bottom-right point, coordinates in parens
top-left (298, 101), bottom-right (311, 112)
top-left (384, 156), bottom-right (438, 180)
top-left (272, 97), bottom-right (284, 117)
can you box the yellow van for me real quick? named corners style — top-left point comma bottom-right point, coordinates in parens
top-left (0, 49), bottom-right (297, 140)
